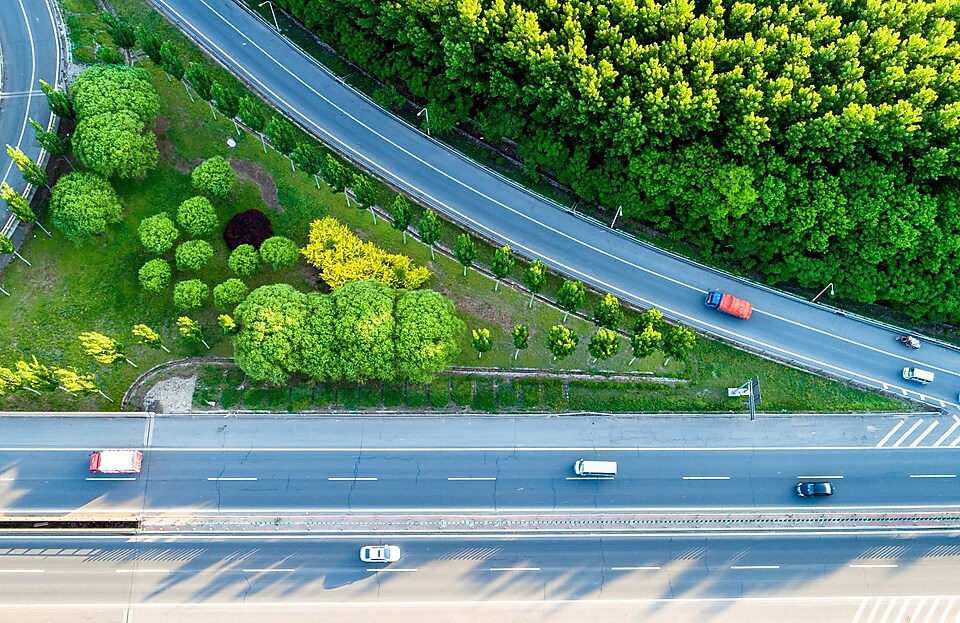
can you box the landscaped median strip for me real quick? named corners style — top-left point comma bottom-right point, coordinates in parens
top-left (138, 510), bottom-right (960, 534)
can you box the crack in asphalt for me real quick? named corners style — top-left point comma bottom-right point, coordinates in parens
top-left (598, 537), bottom-right (607, 598)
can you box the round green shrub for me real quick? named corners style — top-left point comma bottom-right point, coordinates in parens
top-left (259, 235), bottom-right (299, 270)
top-left (173, 279), bottom-right (210, 311)
top-left (228, 244), bottom-right (260, 277)
top-left (176, 196), bottom-right (218, 237)
top-left (175, 239), bottom-right (214, 272)
top-left (138, 258), bottom-right (172, 292)
top-left (191, 156), bottom-right (235, 198)
top-left (138, 213), bottom-right (179, 254)
top-left (213, 278), bottom-right (249, 310)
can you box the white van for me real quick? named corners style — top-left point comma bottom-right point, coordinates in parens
top-left (574, 460), bottom-right (617, 477)
top-left (902, 367), bottom-right (935, 385)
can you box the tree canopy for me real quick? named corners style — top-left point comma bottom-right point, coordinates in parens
top-left (73, 111), bottom-right (158, 178)
top-left (70, 64), bottom-right (160, 125)
top-left (49, 172), bottom-right (123, 242)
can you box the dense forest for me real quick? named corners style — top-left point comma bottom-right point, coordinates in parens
top-left (274, 0), bottom-right (960, 321)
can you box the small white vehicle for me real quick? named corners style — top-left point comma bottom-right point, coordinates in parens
top-left (902, 367), bottom-right (935, 385)
top-left (573, 460), bottom-right (618, 477)
top-left (360, 545), bottom-right (400, 563)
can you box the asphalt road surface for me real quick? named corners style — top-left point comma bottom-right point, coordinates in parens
top-left (0, 533), bottom-right (957, 622)
top-left (148, 0), bottom-right (960, 412)
top-left (0, 0), bottom-right (60, 232)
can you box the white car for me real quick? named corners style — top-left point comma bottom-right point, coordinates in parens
top-left (360, 545), bottom-right (401, 563)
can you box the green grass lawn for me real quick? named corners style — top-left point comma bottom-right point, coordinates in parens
top-left (0, 2), bottom-right (913, 414)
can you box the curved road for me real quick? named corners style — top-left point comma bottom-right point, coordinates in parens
top-left (0, 0), bottom-right (60, 234)
top-left (150, 0), bottom-right (960, 412)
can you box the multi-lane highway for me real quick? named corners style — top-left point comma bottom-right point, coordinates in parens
top-left (1, 533), bottom-right (958, 622)
top-left (0, 0), bottom-right (60, 233)
top-left (148, 0), bottom-right (960, 412)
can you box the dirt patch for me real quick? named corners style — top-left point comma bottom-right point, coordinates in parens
top-left (447, 290), bottom-right (513, 332)
top-left (230, 159), bottom-right (283, 213)
top-left (143, 374), bottom-right (197, 413)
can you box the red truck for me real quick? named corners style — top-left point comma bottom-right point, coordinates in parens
top-left (704, 291), bottom-right (753, 320)
top-left (89, 450), bottom-right (143, 474)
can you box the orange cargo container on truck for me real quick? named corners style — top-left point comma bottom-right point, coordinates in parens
top-left (89, 450), bottom-right (143, 474)
top-left (704, 291), bottom-right (753, 320)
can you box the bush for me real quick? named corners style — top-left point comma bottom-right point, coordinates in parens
top-left (70, 64), bottom-right (160, 124)
top-left (175, 239), bottom-right (214, 271)
top-left (176, 196), bottom-right (218, 237)
top-left (213, 278), bottom-right (249, 310)
top-left (191, 156), bottom-right (235, 198)
top-left (228, 244), bottom-right (260, 276)
top-left (138, 258), bottom-right (172, 292)
top-left (49, 172), bottom-right (123, 242)
top-left (259, 235), bottom-right (299, 270)
top-left (138, 213), bottom-right (179, 254)
top-left (73, 111), bottom-right (158, 179)
top-left (173, 279), bottom-right (210, 310)
top-left (224, 209), bottom-right (273, 250)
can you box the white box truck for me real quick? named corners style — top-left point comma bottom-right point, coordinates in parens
top-left (89, 450), bottom-right (143, 474)
top-left (574, 459), bottom-right (617, 477)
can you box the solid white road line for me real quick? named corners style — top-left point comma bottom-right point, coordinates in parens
top-left (115, 569), bottom-right (169, 573)
top-left (682, 476), bottom-right (731, 480)
top-left (908, 598), bottom-right (926, 623)
top-left (849, 564), bottom-right (898, 568)
top-left (796, 475), bottom-right (844, 479)
top-left (950, 435), bottom-right (960, 448)
top-left (729, 565), bottom-right (779, 570)
top-left (911, 422), bottom-right (940, 447)
top-left (328, 477), bottom-right (378, 481)
top-left (892, 420), bottom-right (924, 447)
top-left (0, 569), bottom-right (43, 573)
top-left (85, 477), bottom-right (136, 481)
top-left (206, 477), bottom-right (257, 481)
top-left (933, 417), bottom-right (960, 446)
top-left (609, 566), bottom-right (660, 571)
top-left (367, 568), bottom-right (417, 572)
top-left (909, 474), bottom-right (956, 478)
top-left (242, 568), bottom-right (294, 573)
top-left (877, 421), bottom-right (906, 447)
top-left (489, 567), bottom-right (540, 571)
top-left (4, 445), bottom-right (959, 452)
top-left (447, 477), bottom-right (496, 481)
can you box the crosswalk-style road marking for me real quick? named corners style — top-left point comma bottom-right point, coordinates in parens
top-left (876, 416), bottom-right (960, 448)
top-left (852, 596), bottom-right (958, 623)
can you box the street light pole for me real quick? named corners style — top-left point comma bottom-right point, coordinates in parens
top-left (811, 282), bottom-right (835, 304)
top-left (259, 1), bottom-right (280, 32)
top-left (417, 106), bottom-right (430, 137)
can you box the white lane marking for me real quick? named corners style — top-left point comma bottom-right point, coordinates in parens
top-left (933, 417), bottom-right (960, 446)
top-left (730, 565), bottom-right (779, 570)
top-left (489, 567), bottom-right (540, 572)
top-left (242, 568), bottom-right (294, 573)
top-left (849, 564), bottom-right (898, 568)
top-left (911, 421), bottom-right (940, 447)
top-left (447, 477), bottom-right (496, 481)
top-left (564, 477), bottom-right (614, 480)
top-left (892, 420), bottom-right (924, 447)
top-left (908, 598), bottom-right (926, 623)
top-left (877, 598), bottom-right (898, 623)
top-left (155, 0), bottom-right (960, 404)
top-left (206, 477), bottom-right (257, 481)
top-left (0, 478), bottom-right (14, 481)
top-left (85, 477), bottom-right (136, 481)
top-left (3, 445), bottom-right (959, 452)
top-left (909, 474), bottom-right (956, 478)
top-left (796, 475), bottom-right (844, 479)
top-left (328, 477), bottom-right (378, 481)
top-left (890, 598), bottom-right (912, 623)
top-left (115, 569), bottom-right (169, 573)
top-left (682, 476), bottom-right (731, 480)
top-left (922, 597), bottom-right (940, 623)
top-left (610, 566), bottom-right (661, 571)
top-left (937, 596), bottom-right (955, 623)
top-left (0, 569), bottom-right (43, 573)
top-left (877, 421), bottom-right (906, 447)
top-left (950, 435), bottom-right (960, 448)
top-left (367, 568), bottom-right (417, 572)
top-left (2, 0), bottom-right (38, 187)
top-left (865, 598), bottom-right (886, 623)
top-left (851, 598), bottom-right (869, 623)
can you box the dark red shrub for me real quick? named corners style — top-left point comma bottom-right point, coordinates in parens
top-left (224, 209), bottom-right (274, 250)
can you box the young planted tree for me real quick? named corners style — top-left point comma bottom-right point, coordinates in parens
top-left (291, 142), bottom-right (322, 187)
top-left (321, 154), bottom-right (349, 193)
top-left (0, 234), bottom-right (30, 266)
top-left (138, 258), bottom-right (172, 292)
top-left (185, 62), bottom-right (213, 101)
top-left (175, 240), bottom-right (215, 272)
top-left (158, 41), bottom-right (185, 86)
top-left (39, 80), bottom-right (73, 120)
top-left (662, 325), bottom-right (696, 365)
top-left (588, 328), bottom-right (620, 363)
top-left (210, 81), bottom-right (241, 134)
top-left (418, 209), bottom-right (442, 260)
top-left (134, 24), bottom-right (163, 65)
top-left (259, 236), bottom-right (299, 270)
top-left (100, 11), bottom-right (137, 63)
top-left (191, 156), bottom-right (235, 198)
top-left (138, 213), bottom-right (179, 254)
top-left (594, 294), bottom-right (624, 330)
top-left (353, 174), bottom-right (379, 223)
top-left (635, 308), bottom-right (665, 335)
top-left (6, 145), bottom-right (47, 189)
top-left (177, 316), bottom-right (211, 349)
top-left (229, 244), bottom-right (260, 277)
top-left (173, 279), bottom-right (210, 311)
top-left (472, 328), bottom-right (492, 359)
top-left (55, 368), bottom-right (112, 402)
top-left (512, 324), bottom-right (529, 361)
top-left (238, 96), bottom-right (267, 152)
top-left (629, 324), bottom-right (662, 365)
top-left (390, 194), bottom-right (413, 243)
top-left (15, 357), bottom-right (58, 395)
top-left (79, 331), bottom-right (136, 367)
top-left (453, 233), bottom-right (477, 277)
top-left (1, 182), bottom-right (50, 237)
top-left (522, 259), bottom-right (547, 308)
top-left (132, 323), bottom-right (171, 353)
top-left (547, 325), bottom-right (579, 362)
top-left (176, 196), bottom-right (218, 237)
top-left (556, 280), bottom-right (585, 321)
top-left (265, 116), bottom-right (296, 156)
top-left (0, 366), bottom-right (23, 397)
top-left (218, 314), bottom-right (239, 335)
top-left (213, 279), bottom-right (249, 310)
top-left (28, 119), bottom-right (71, 171)
top-left (490, 245), bottom-right (514, 291)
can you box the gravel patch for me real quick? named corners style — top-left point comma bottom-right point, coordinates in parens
top-left (143, 374), bottom-right (197, 414)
